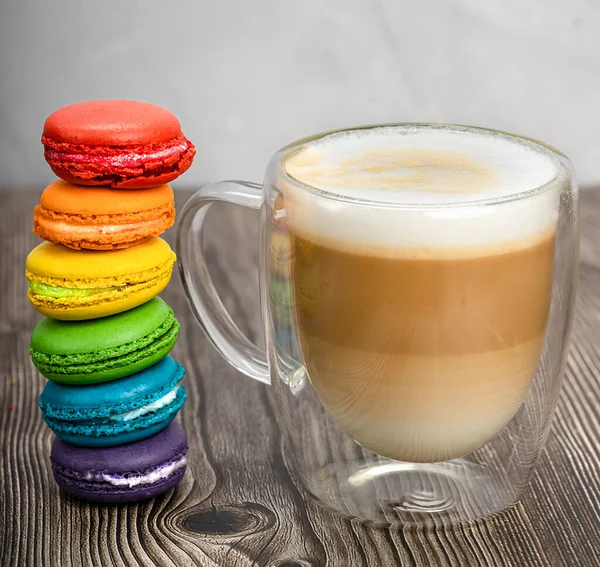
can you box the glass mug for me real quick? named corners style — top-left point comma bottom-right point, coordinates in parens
top-left (177, 124), bottom-right (579, 527)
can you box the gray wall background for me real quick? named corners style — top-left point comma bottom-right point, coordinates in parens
top-left (1, 0), bottom-right (599, 188)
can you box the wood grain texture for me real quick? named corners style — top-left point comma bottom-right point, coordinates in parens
top-left (1, 188), bottom-right (599, 567)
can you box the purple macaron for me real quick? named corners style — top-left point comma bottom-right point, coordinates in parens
top-left (50, 421), bottom-right (188, 503)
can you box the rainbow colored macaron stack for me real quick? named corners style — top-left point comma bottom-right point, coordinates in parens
top-left (27, 100), bottom-right (196, 503)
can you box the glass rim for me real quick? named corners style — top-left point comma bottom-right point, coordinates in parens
top-left (275, 123), bottom-right (570, 209)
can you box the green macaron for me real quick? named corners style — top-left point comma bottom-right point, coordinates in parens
top-left (30, 297), bottom-right (180, 385)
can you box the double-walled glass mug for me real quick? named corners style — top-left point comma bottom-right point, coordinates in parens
top-left (177, 124), bottom-right (579, 527)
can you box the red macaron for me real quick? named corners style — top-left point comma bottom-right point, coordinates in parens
top-left (42, 100), bottom-right (196, 189)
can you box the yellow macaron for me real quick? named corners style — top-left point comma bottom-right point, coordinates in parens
top-left (26, 237), bottom-right (175, 320)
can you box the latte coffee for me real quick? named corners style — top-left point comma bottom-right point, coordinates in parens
top-left (282, 126), bottom-right (560, 463)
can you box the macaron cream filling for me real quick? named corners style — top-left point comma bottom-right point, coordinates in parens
top-left (40, 383), bottom-right (185, 425)
top-left (82, 455), bottom-right (188, 487)
top-left (41, 383), bottom-right (186, 433)
top-left (53, 452), bottom-right (188, 490)
top-left (29, 280), bottom-right (121, 298)
top-left (109, 385), bottom-right (182, 422)
top-left (34, 217), bottom-right (168, 237)
top-left (44, 138), bottom-right (191, 169)
top-left (40, 383), bottom-right (187, 439)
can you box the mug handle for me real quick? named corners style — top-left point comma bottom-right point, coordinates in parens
top-left (176, 181), bottom-right (270, 384)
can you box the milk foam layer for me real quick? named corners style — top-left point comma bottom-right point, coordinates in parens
top-left (282, 126), bottom-right (562, 257)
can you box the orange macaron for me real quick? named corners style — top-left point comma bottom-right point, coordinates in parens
top-left (33, 180), bottom-right (175, 250)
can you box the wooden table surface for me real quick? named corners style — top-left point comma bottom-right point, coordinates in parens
top-left (1, 188), bottom-right (599, 567)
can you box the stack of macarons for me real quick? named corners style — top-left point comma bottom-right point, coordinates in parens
top-left (27, 100), bottom-right (195, 503)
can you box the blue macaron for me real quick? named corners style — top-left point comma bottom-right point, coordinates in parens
top-left (39, 356), bottom-right (186, 447)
